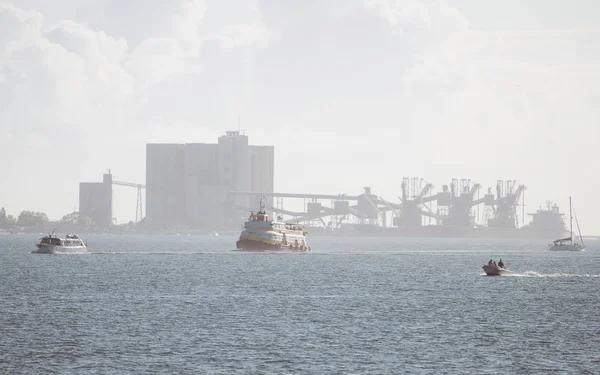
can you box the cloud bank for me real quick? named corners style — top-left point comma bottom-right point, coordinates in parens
top-left (1, 0), bottom-right (599, 230)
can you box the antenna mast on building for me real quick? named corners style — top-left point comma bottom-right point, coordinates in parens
top-left (238, 116), bottom-right (247, 135)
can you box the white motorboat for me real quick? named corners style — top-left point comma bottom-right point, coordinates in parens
top-left (548, 197), bottom-right (584, 251)
top-left (482, 265), bottom-right (509, 276)
top-left (33, 231), bottom-right (88, 254)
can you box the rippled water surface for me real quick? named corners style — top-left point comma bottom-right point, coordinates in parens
top-left (1, 234), bottom-right (599, 374)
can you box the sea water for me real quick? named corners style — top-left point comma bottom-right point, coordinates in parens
top-left (1, 234), bottom-right (599, 374)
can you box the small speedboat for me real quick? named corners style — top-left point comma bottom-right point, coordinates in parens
top-left (482, 265), bottom-right (509, 276)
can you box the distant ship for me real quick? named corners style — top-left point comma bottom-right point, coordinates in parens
top-left (236, 202), bottom-right (310, 251)
top-left (33, 231), bottom-right (88, 254)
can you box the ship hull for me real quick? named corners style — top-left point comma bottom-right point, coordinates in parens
top-left (482, 265), bottom-right (509, 276)
top-left (236, 238), bottom-right (309, 252)
top-left (548, 244), bottom-right (584, 251)
top-left (33, 244), bottom-right (88, 254)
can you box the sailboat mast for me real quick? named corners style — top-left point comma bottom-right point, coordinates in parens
top-left (569, 196), bottom-right (573, 241)
top-left (572, 200), bottom-right (585, 247)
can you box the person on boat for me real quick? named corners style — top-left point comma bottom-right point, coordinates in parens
top-left (498, 259), bottom-right (504, 269)
top-left (492, 261), bottom-right (497, 268)
top-left (488, 259), bottom-right (493, 266)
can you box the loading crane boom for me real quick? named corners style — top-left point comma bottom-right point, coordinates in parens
top-left (113, 181), bottom-right (146, 189)
top-left (112, 180), bottom-right (146, 223)
top-left (488, 181), bottom-right (526, 229)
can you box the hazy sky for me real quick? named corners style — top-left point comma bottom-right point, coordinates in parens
top-left (1, 0), bottom-right (599, 232)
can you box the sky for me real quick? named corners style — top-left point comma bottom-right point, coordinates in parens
top-left (1, 0), bottom-right (599, 233)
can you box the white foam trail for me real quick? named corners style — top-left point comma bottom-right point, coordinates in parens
top-left (89, 251), bottom-right (223, 255)
top-left (507, 271), bottom-right (600, 278)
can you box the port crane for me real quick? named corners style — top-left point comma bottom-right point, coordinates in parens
top-left (487, 180), bottom-right (526, 229)
top-left (380, 178), bottom-right (437, 227)
top-left (230, 179), bottom-right (527, 231)
top-left (436, 179), bottom-right (482, 227)
top-left (112, 180), bottom-right (146, 223)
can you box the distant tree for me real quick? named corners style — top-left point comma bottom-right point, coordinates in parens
top-left (60, 211), bottom-right (80, 225)
top-left (17, 211), bottom-right (50, 228)
top-left (5, 215), bottom-right (17, 227)
top-left (0, 207), bottom-right (6, 228)
top-left (0, 208), bottom-right (22, 228)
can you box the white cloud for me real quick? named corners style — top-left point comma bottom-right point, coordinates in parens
top-left (0, 3), bottom-right (43, 61)
top-left (127, 37), bottom-right (199, 89)
top-left (206, 22), bottom-right (271, 49)
top-left (364, 0), bottom-right (468, 35)
top-left (0, 2), bottom-right (136, 141)
top-left (0, 0), bottom-right (273, 221)
top-left (172, 0), bottom-right (207, 54)
top-left (1, 0), bottom-right (600, 229)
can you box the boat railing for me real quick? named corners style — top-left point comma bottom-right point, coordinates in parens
top-left (285, 223), bottom-right (303, 231)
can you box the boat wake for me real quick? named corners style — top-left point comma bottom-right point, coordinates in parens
top-left (89, 251), bottom-right (228, 255)
top-left (506, 271), bottom-right (600, 278)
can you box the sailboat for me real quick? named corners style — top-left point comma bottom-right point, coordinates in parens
top-left (548, 197), bottom-right (585, 251)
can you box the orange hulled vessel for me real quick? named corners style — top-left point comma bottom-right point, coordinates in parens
top-left (236, 202), bottom-right (310, 252)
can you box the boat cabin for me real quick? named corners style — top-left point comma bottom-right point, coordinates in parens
top-left (246, 211), bottom-right (305, 233)
top-left (248, 210), bottom-right (269, 222)
top-left (39, 233), bottom-right (84, 247)
top-left (552, 236), bottom-right (572, 246)
top-left (40, 236), bottom-right (62, 246)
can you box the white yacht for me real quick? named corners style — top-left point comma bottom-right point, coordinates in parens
top-left (33, 231), bottom-right (88, 254)
top-left (548, 197), bottom-right (584, 251)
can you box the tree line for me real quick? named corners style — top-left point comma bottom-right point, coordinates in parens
top-left (0, 207), bottom-right (97, 230)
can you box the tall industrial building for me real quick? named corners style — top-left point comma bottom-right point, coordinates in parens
top-left (218, 131), bottom-right (252, 211)
top-left (145, 144), bottom-right (186, 228)
top-left (250, 145), bottom-right (275, 210)
top-left (145, 131), bottom-right (274, 229)
top-left (183, 143), bottom-right (219, 227)
top-left (79, 173), bottom-right (113, 227)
